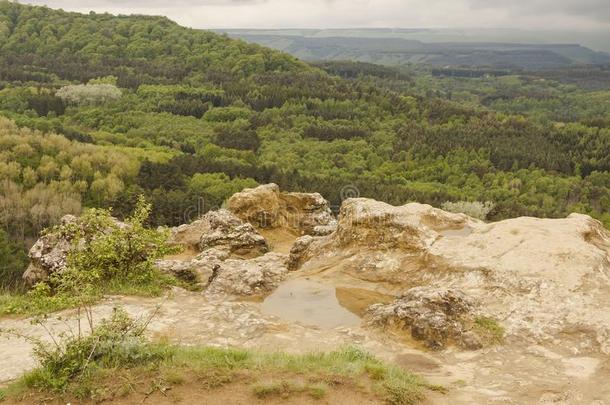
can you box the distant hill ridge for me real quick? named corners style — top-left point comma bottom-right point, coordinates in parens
top-left (219, 29), bottom-right (610, 70)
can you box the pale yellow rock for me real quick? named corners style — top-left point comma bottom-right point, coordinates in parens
top-left (227, 183), bottom-right (336, 235)
top-left (293, 199), bottom-right (610, 354)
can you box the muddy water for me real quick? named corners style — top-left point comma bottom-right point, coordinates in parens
top-left (261, 279), bottom-right (361, 329)
top-left (335, 287), bottom-right (394, 317)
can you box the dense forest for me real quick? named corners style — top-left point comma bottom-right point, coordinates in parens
top-left (0, 2), bottom-right (609, 287)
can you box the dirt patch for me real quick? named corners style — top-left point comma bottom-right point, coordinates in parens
top-left (260, 228), bottom-right (299, 254)
top-left (395, 353), bottom-right (441, 373)
top-left (4, 372), bottom-right (384, 405)
top-left (438, 226), bottom-right (472, 238)
top-left (163, 247), bottom-right (199, 261)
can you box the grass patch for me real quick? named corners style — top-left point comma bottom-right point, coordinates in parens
top-left (0, 271), bottom-right (186, 317)
top-left (307, 382), bottom-right (328, 399)
top-left (5, 345), bottom-right (436, 404)
top-left (252, 380), bottom-right (295, 398)
top-left (474, 316), bottom-right (505, 344)
top-left (251, 380), bottom-right (327, 400)
top-left (0, 291), bottom-right (81, 317)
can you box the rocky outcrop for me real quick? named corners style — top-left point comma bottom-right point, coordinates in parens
top-left (155, 247), bottom-right (231, 285)
top-left (292, 198), bottom-right (610, 353)
top-left (170, 209), bottom-right (268, 258)
top-left (367, 287), bottom-right (484, 350)
top-left (287, 235), bottom-right (315, 271)
top-left (206, 252), bottom-right (289, 296)
top-left (227, 184), bottom-right (336, 235)
top-left (22, 214), bottom-right (130, 285)
top-left (22, 215), bottom-right (77, 285)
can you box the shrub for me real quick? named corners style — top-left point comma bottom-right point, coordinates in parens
top-left (441, 200), bottom-right (495, 220)
top-left (51, 196), bottom-right (176, 296)
top-left (21, 308), bottom-right (159, 392)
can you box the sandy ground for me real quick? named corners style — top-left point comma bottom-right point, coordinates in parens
top-left (1, 283), bottom-right (608, 404)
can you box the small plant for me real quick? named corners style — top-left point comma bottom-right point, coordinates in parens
top-left (307, 382), bottom-right (328, 399)
top-left (474, 316), bottom-right (505, 344)
top-left (53, 196), bottom-right (177, 292)
top-left (252, 381), bottom-right (293, 398)
top-left (14, 307), bottom-right (158, 393)
top-left (252, 380), bottom-right (327, 400)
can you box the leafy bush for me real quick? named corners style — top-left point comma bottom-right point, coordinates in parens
top-left (441, 200), bottom-right (495, 220)
top-left (51, 196), bottom-right (176, 296)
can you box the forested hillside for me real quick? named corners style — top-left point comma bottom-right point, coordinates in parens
top-left (0, 2), bottom-right (609, 286)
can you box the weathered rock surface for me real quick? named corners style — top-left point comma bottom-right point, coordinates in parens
top-left (170, 209), bottom-right (268, 258)
top-left (293, 198), bottom-right (610, 354)
top-left (367, 287), bottom-right (483, 350)
top-left (287, 235), bottom-right (315, 271)
top-left (23, 214), bottom-right (110, 285)
top-left (154, 259), bottom-right (201, 283)
top-left (206, 252), bottom-right (289, 296)
top-left (23, 230), bottom-right (72, 285)
top-left (227, 183), bottom-right (337, 235)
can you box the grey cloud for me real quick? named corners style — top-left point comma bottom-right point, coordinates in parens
top-left (21, 0), bottom-right (610, 29)
top-left (26, 0), bottom-right (267, 6)
top-left (468, 0), bottom-right (610, 23)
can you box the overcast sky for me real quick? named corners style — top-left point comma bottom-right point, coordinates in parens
top-left (22, 0), bottom-right (610, 30)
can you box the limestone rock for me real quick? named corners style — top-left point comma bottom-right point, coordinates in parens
top-left (227, 183), bottom-right (336, 235)
top-left (170, 209), bottom-right (269, 258)
top-left (22, 215), bottom-right (78, 285)
top-left (206, 252), bottom-right (289, 296)
top-left (287, 235), bottom-right (316, 271)
top-left (154, 260), bottom-right (200, 283)
top-left (293, 198), bottom-right (610, 354)
top-left (155, 248), bottom-right (233, 285)
top-left (331, 198), bottom-right (477, 250)
top-left (367, 287), bottom-right (480, 350)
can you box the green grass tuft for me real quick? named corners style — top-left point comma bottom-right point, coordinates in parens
top-left (307, 382), bottom-right (328, 399)
top-left (474, 316), bottom-right (505, 343)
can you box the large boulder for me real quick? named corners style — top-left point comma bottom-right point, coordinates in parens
top-left (22, 215), bottom-right (77, 285)
top-left (291, 198), bottom-right (610, 353)
top-left (170, 209), bottom-right (269, 258)
top-left (206, 252), bottom-right (289, 296)
top-left (367, 287), bottom-right (485, 350)
top-left (155, 248), bottom-right (230, 285)
top-left (227, 184), bottom-right (336, 235)
top-left (22, 214), bottom-right (130, 285)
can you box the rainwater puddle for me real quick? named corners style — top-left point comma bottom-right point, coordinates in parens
top-left (262, 279), bottom-right (362, 329)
